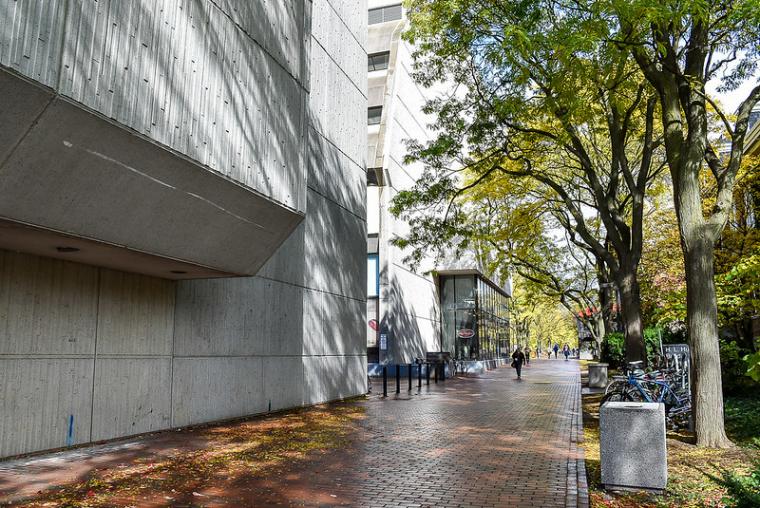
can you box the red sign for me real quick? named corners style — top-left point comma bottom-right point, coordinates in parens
top-left (457, 328), bottom-right (475, 339)
top-left (368, 319), bottom-right (378, 331)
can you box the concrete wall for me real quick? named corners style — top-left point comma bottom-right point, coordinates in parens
top-left (0, 0), bottom-right (367, 459)
top-left (0, 0), bottom-right (314, 276)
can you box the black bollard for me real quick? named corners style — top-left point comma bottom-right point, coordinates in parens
top-left (382, 365), bottom-right (387, 397)
top-left (426, 363), bottom-right (430, 385)
top-left (395, 364), bottom-right (400, 394)
top-left (408, 364), bottom-right (412, 391)
top-left (418, 363), bottom-right (422, 390)
top-left (434, 363), bottom-right (438, 383)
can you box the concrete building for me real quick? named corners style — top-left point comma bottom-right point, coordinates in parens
top-left (365, 1), bottom-right (441, 365)
top-left (364, 4), bottom-right (511, 369)
top-left (0, 0), bottom-right (367, 458)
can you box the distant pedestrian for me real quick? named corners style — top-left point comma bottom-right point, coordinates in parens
top-left (553, 343), bottom-right (559, 358)
top-left (524, 346), bottom-right (531, 365)
top-left (563, 344), bottom-right (570, 361)
top-left (547, 349), bottom-right (552, 359)
top-left (512, 346), bottom-right (526, 379)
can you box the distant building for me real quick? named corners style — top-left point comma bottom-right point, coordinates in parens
top-left (742, 106), bottom-right (760, 229)
top-left (364, 4), bottom-right (511, 368)
top-left (0, 0), bottom-right (367, 458)
top-left (365, 2), bottom-right (441, 365)
top-left (436, 270), bottom-right (511, 361)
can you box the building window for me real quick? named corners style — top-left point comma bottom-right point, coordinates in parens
top-left (367, 254), bottom-right (380, 297)
top-left (368, 52), bottom-right (390, 72)
top-left (368, 106), bottom-right (382, 125)
top-left (368, 4), bottom-right (402, 24)
top-left (367, 168), bottom-right (378, 186)
top-left (367, 167), bottom-right (385, 186)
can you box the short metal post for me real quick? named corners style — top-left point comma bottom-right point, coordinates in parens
top-left (408, 364), bottom-right (412, 391)
top-left (418, 364), bottom-right (422, 390)
top-left (426, 363), bottom-right (430, 385)
top-left (382, 365), bottom-right (387, 397)
top-left (434, 363), bottom-right (438, 383)
top-left (395, 364), bottom-right (400, 394)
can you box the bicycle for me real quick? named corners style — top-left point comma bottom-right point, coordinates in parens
top-left (602, 362), bottom-right (691, 429)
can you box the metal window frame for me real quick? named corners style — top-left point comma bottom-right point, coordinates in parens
top-left (367, 106), bottom-right (383, 125)
top-left (368, 51), bottom-right (390, 72)
top-left (368, 4), bottom-right (402, 25)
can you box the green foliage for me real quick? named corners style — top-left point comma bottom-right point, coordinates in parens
top-left (746, 352), bottom-right (760, 383)
top-left (601, 332), bottom-right (625, 368)
top-left (709, 460), bottom-right (760, 508)
top-left (720, 339), bottom-right (755, 395)
top-left (717, 249), bottom-right (760, 327)
top-left (602, 327), bottom-right (674, 367)
top-left (724, 397), bottom-right (760, 447)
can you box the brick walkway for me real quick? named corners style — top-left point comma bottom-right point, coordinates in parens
top-left (1, 359), bottom-right (588, 507)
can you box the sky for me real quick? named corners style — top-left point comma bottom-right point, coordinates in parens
top-left (707, 71), bottom-right (760, 114)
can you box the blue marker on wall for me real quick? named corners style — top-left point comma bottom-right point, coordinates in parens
top-left (66, 415), bottom-right (74, 447)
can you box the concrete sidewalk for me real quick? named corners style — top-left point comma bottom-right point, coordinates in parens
top-left (1, 359), bottom-right (587, 507)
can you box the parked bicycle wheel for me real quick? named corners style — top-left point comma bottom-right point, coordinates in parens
top-left (604, 378), bottom-right (627, 395)
top-left (600, 389), bottom-right (633, 404)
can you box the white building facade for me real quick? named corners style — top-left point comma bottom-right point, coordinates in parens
top-left (365, 2), bottom-right (441, 365)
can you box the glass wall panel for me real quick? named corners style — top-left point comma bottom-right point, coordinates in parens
top-left (367, 254), bottom-right (379, 297)
top-left (440, 276), bottom-right (456, 354)
top-left (439, 274), bottom-right (510, 361)
top-left (454, 276), bottom-right (476, 359)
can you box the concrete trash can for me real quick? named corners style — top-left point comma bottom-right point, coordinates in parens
top-left (600, 402), bottom-right (667, 492)
top-left (588, 363), bottom-right (609, 388)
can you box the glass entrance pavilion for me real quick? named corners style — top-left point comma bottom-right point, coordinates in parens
top-left (436, 270), bottom-right (511, 360)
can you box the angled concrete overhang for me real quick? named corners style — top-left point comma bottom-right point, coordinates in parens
top-left (0, 68), bottom-right (303, 279)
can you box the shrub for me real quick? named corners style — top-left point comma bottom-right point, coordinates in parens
top-left (601, 332), bottom-right (625, 368)
top-left (601, 327), bottom-right (671, 368)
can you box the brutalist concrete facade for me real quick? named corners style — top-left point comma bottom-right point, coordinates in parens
top-left (366, 1), bottom-right (440, 364)
top-left (0, 0), bottom-right (367, 458)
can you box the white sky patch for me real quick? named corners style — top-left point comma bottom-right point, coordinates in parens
top-left (709, 78), bottom-right (760, 113)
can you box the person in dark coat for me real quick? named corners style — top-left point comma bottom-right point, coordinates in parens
top-left (512, 346), bottom-right (526, 379)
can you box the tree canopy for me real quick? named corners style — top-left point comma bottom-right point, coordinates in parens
top-left (397, 0), bottom-right (760, 447)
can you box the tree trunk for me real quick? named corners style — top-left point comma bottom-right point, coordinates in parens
top-left (684, 234), bottom-right (733, 448)
top-left (616, 266), bottom-right (646, 364)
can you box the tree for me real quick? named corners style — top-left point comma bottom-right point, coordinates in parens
top-left (638, 192), bottom-right (687, 324)
top-left (399, 0), bottom-right (668, 366)
top-left (611, 0), bottom-right (760, 447)
top-left (464, 177), bottom-right (607, 348)
top-left (511, 281), bottom-right (580, 355)
top-left (392, 156), bottom-right (606, 351)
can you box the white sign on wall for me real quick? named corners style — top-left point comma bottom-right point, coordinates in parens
top-left (380, 333), bottom-right (387, 350)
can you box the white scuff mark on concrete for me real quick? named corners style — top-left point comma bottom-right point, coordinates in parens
top-left (73, 144), bottom-right (264, 229)
top-left (62, 140), bottom-right (73, 147)
top-left (83, 146), bottom-right (175, 190)
top-left (186, 192), bottom-right (265, 230)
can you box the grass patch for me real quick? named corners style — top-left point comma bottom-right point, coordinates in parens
top-left (582, 383), bottom-right (760, 507)
top-left (724, 397), bottom-right (760, 448)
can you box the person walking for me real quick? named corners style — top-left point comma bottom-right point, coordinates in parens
top-left (553, 343), bottom-right (559, 359)
top-left (511, 346), bottom-right (526, 379)
top-left (524, 346), bottom-right (531, 366)
top-left (563, 344), bottom-right (571, 361)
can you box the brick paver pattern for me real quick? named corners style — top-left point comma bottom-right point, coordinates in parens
top-left (0, 359), bottom-right (588, 508)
